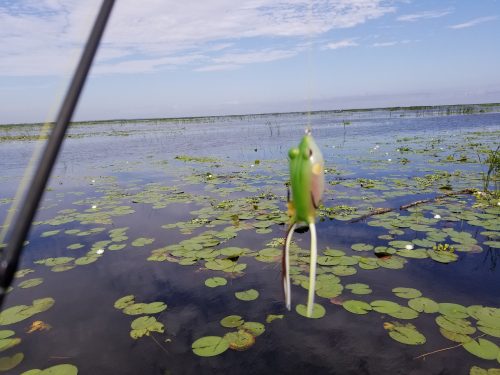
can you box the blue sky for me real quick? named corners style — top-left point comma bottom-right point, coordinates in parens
top-left (1, 0), bottom-right (499, 123)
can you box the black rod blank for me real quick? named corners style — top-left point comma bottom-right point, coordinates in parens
top-left (0, 0), bottom-right (115, 307)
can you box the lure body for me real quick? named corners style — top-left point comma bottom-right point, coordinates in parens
top-left (284, 130), bottom-right (324, 317)
top-left (288, 132), bottom-right (324, 223)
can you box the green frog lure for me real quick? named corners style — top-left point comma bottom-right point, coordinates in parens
top-left (284, 128), bottom-right (325, 317)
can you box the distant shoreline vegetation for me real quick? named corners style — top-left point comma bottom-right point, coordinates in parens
top-left (1, 102), bottom-right (500, 129)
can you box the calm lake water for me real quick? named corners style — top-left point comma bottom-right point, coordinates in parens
top-left (0, 107), bottom-right (499, 374)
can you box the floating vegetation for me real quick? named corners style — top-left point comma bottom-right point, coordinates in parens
top-left (0, 352), bottom-right (23, 372)
top-left (384, 322), bottom-right (426, 345)
top-left (235, 289), bottom-right (259, 301)
top-left (20, 364), bottom-right (78, 374)
top-left (0, 298), bottom-right (55, 325)
top-left (1, 108), bottom-right (499, 372)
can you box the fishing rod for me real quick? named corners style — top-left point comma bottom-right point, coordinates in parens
top-left (0, 0), bottom-right (115, 308)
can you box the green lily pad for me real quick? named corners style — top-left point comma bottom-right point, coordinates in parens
top-left (114, 295), bottom-right (135, 309)
top-left (478, 325), bottom-right (500, 338)
top-left (0, 352), bottom-right (23, 372)
top-left (463, 338), bottom-right (499, 360)
top-left (108, 244), bottom-right (126, 251)
top-left (131, 237), bottom-right (155, 247)
top-left (371, 300), bottom-right (401, 314)
top-left (192, 336), bottom-right (229, 357)
top-left (0, 332), bottom-right (14, 340)
top-left (67, 243), bottom-right (84, 250)
top-left (315, 282), bottom-right (343, 298)
top-left (343, 300), bottom-right (372, 315)
top-left (0, 336), bottom-right (21, 353)
top-left (331, 266), bottom-right (357, 276)
top-left (439, 303), bottom-right (469, 319)
top-left (241, 322), bottom-right (265, 337)
top-left (0, 298), bottom-right (55, 325)
top-left (387, 307), bottom-right (419, 320)
top-left (439, 328), bottom-right (472, 343)
top-left (130, 316), bottom-right (164, 339)
top-left (427, 250), bottom-right (458, 263)
top-left (18, 278), bottom-right (43, 289)
top-left (220, 315), bottom-right (244, 328)
top-left (223, 330), bottom-right (255, 351)
top-left (205, 277), bottom-right (227, 288)
top-left (266, 314), bottom-right (283, 323)
top-left (435, 315), bottom-right (476, 334)
top-left (408, 297), bottom-right (439, 313)
top-left (296, 303), bottom-right (326, 319)
top-left (377, 257), bottom-right (406, 269)
top-left (20, 364), bottom-right (78, 375)
top-left (468, 366), bottom-right (500, 375)
top-left (386, 323), bottom-right (426, 345)
top-left (474, 307), bottom-right (500, 327)
top-left (235, 289), bottom-right (259, 301)
top-left (41, 230), bottom-right (60, 238)
top-left (351, 243), bottom-right (373, 252)
top-left (392, 287), bottom-right (422, 299)
top-left (345, 283), bottom-right (372, 295)
top-left (396, 249), bottom-right (429, 259)
top-left (14, 269), bottom-right (34, 278)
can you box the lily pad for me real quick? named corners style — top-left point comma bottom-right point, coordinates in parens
top-left (131, 237), bottom-right (155, 247)
top-left (427, 250), bottom-right (458, 263)
top-left (387, 307), bottom-right (419, 320)
top-left (296, 303), bottom-right (326, 319)
top-left (371, 300), bottom-right (401, 314)
top-left (235, 289), bottom-right (259, 301)
top-left (392, 287), bottom-right (422, 299)
top-left (192, 336), bottom-right (229, 357)
top-left (265, 314), bottom-right (283, 323)
top-left (0, 298), bottom-right (55, 325)
top-left (220, 315), bottom-right (244, 328)
top-left (20, 364), bottom-right (78, 375)
top-left (435, 315), bottom-right (476, 334)
top-left (408, 297), bottom-right (439, 313)
top-left (0, 352), bottom-right (24, 372)
top-left (114, 295), bottom-right (135, 309)
top-left (205, 277), bottom-right (228, 288)
top-left (351, 243), bottom-right (374, 252)
top-left (386, 322), bottom-right (426, 345)
top-left (345, 283), bottom-right (372, 295)
top-left (343, 300), bottom-right (372, 315)
top-left (223, 330), bottom-right (255, 351)
top-left (18, 278), bottom-right (43, 289)
top-left (439, 328), bottom-right (472, 343)
top-left (241, 322), bottom-right (265, 337)
top-left (130, 316), bottom-right (164, 339)
top-left (463, 338), bottom-right (499, 360)
top-left (439, 303), bottom-right (468, 319)
top-left (0, 336), bottom-right (21, 353)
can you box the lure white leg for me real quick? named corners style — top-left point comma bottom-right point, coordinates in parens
top-left (306, 222), bottom-right (317, 318)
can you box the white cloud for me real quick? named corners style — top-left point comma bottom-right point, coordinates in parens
top-left (372, 41), bottom-right (398, 47)
top-left (397, 8), bottom-right (453, 22)
top-left (0, 0), bottom-right (394, 76)
top-left (324, 39), bottom-right (358, 49)
top-left (448, 16), bottom-right (498, 29)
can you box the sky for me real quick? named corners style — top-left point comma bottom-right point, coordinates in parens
top-left (1, 0), bottom-right (499, 123)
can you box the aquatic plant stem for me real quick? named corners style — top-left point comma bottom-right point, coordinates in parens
top-left (0, 0), bottom-right (115, 307)
top-left (150, 334), bottom-right (170, 356)
top-left (306, 222), bottom-right (317, 318)
top-left (350, 189), bottom-right (476, 223)
top-left (283, 223), bottom-right (296, 311)
top-left (413, 333), bottom-right (485, 360)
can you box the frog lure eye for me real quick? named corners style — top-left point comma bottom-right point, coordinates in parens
top-left (283, 128), bottom-right (325, 317)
